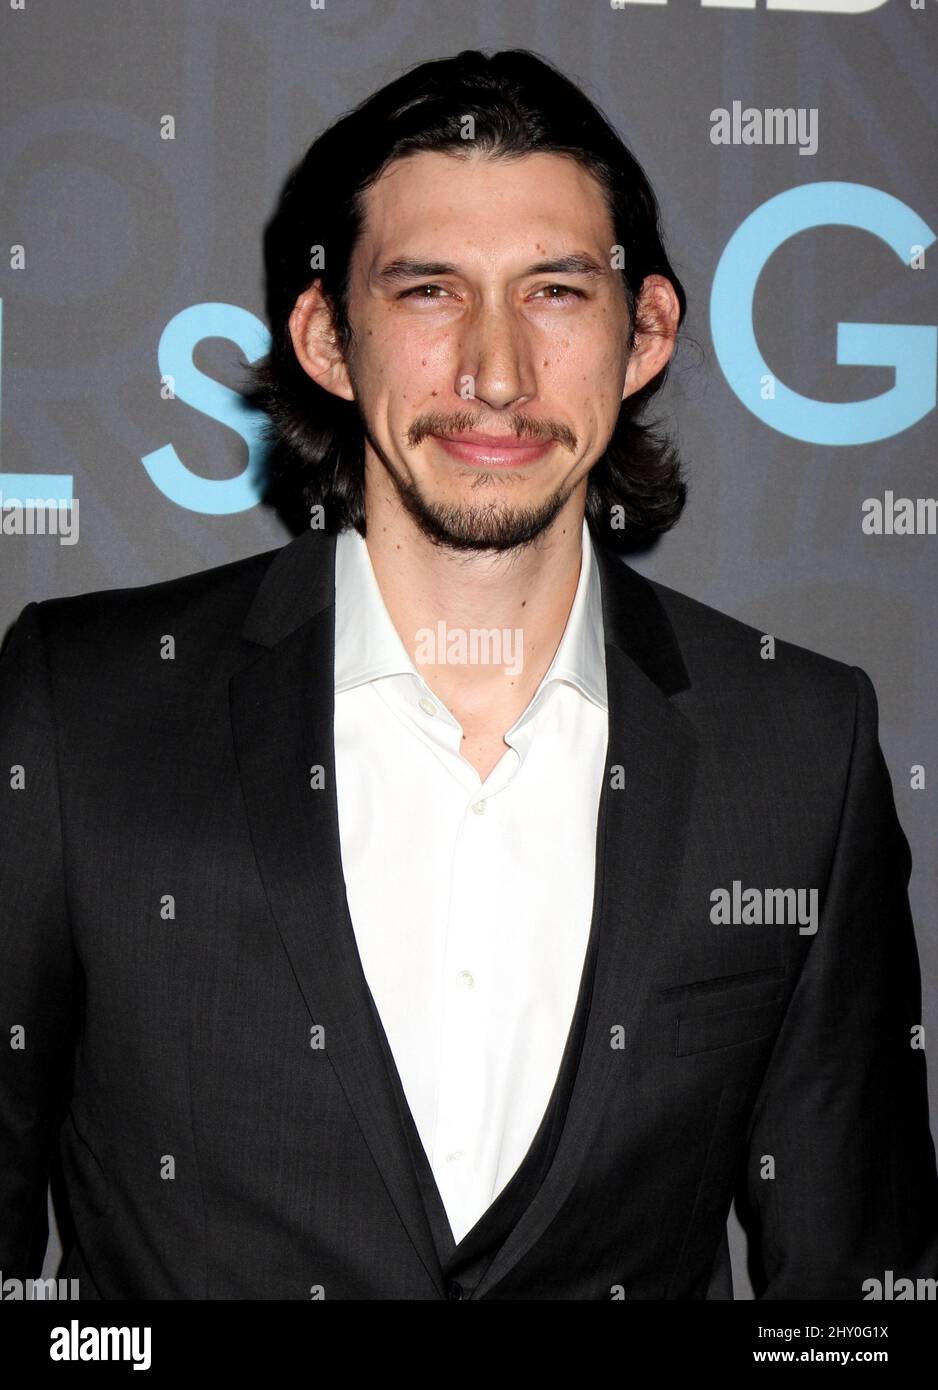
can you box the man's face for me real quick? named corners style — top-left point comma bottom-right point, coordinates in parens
top-left (341, 149), bottom-right (635, 551)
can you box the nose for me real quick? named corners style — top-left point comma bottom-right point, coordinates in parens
top-left (456, 302), bottom-right (537, 413)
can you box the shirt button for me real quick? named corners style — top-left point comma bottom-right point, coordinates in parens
top-left (445, 1149), bottom-right (465, 1162)
top-left (456, 971), bottom-right (475, 989)
top-left (470, 800), bottom-right (486, 815)
top-left (418, 696), bottom-right (437, 716)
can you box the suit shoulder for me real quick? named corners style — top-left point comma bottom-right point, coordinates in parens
top-left (642, 570), bottom-right (861, 702)
top-left (18, 543), bottom-right (284, 658)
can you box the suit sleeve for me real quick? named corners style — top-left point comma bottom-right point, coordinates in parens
top-left (0, 602), bottom-right (82, 1277)
top-left (739, 664), bottom-right (938, 1299)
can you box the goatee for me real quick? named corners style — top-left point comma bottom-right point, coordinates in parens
top-left (386, 468), bottom-right (575, 554)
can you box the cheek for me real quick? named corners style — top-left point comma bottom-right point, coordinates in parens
top-left (586, 337), bottom-right (631, 415)
top-left (540, 317), bottom-right (624, 377)
top-left (543, 335), bottom-right (625, 419)
top-left (364, 313), bottom-right (455, 406)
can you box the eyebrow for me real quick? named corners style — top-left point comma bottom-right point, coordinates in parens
top-left (372, 253), bottom-right (609, 286)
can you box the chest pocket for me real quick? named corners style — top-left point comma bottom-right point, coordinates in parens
top-left (657, 964), bottom-right (787, 1057)
top-left (675, 998), bottom-right (783, 1056)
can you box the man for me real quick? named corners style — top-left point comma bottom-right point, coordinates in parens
top-left (1, 49), bottom-right (936, 1300)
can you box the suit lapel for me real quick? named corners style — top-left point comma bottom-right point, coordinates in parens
top-left (229, 527), bottom-right (446, 1297)
top-left (472, 544), bottom-right (700, 1297)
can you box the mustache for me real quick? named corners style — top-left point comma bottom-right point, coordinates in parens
top-left (406, 410), bottom-right (577, 453)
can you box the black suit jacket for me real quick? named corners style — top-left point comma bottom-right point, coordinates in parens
top-left (1, 526), bottom-right (936, 1299)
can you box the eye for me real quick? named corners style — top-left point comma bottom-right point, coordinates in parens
top-left (398, 283), bottom-right (453, 300)
top-left (531, 284), bottom-right (586, 304)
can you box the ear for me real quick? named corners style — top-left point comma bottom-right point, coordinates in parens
top-left (288, 280), bottom-right (355, 402)
top-left (621, 274), bottom-right (681, 402)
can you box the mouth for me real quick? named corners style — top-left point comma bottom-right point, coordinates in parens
top-left (430, 431), bottom-right (555, 469)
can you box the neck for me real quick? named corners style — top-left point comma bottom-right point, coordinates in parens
top-left (360, 476), bottom-right (587, 719)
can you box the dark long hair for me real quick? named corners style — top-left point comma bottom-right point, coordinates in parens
top-left (245, 48), bottom-right (689, 550)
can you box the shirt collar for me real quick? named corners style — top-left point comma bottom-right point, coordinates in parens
top-left (333, 516), bottom-right (608, 713)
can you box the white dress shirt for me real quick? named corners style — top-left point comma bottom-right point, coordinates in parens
top-left (332, 518), bottom-right (609, 1245)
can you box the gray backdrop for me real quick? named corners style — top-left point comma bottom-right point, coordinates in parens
top-left (1, 0), bottom-right (935, 1300)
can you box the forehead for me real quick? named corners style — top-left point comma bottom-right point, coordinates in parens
top-left (355, 149), bottom-right (614, 268)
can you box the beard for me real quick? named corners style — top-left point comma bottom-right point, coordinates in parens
top-left (380, 460), bottom-right (577, 553)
